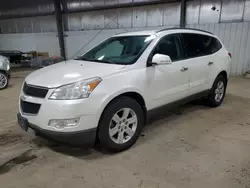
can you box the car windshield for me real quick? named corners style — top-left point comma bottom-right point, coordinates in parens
top-left (76, 35), bottom-right (154, 65)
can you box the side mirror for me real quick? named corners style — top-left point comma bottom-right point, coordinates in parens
top-left (151, 54), bottom-right (172, 65)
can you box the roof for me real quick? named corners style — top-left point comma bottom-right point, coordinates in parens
top-left (115, 30), bottom-right (157, 36)
top-left (157, 27), bottom-right (213, 34)
top-left (115, 28), bottom-right (213, 37)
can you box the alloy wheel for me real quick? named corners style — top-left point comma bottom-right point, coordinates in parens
top-left (214, 80), bottom-right (224, 102)
top-left (109, 108), bottom-right (138, 144)
top-left (0, 73), bottom-right (7, 89)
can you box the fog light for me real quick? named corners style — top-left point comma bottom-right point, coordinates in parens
top-left (48, 118), bottom-right (80, 129)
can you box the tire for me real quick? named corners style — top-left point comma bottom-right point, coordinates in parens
top-left (206, 75), bottom-right (227, 107)
top-left (0, 71), bottom-right (9, 90)
top-left (98, 97), bottom-right (145, 152)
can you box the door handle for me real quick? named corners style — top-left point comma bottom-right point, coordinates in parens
top-left (208, 62), bottom-right (214, 66)
top-left (181, 67), bottom-right (188, 72)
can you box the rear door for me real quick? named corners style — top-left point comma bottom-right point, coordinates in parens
top-left (181, 33), bottom-right (213, 94)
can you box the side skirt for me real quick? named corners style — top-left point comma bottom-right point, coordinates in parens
top-left (147, 90), bottom-right (210, 121)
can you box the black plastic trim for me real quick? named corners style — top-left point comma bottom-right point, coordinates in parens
top-left (147, 90), bottom-right (210, 120)
top-left (29, 123), bottom-right (97, 147)
top-left (157, 27), bottom-right (213, 35)
top-left (23, 82), bottom-right (49, 98)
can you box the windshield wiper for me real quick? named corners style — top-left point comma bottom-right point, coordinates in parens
top-left (75, 57), bottom-right (117, 64)
top-left (93, 60), bottom-right (116, 64)
top-left (75, 57), bottom-right (87, 61)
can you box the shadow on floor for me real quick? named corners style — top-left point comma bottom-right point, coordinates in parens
top-left (31, 135), bottom-right (115, 160)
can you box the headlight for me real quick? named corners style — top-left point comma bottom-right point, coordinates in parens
top-left (49, 77), bottom-right (102, 100)
top-left (4, 59), bottom-right (10, 71)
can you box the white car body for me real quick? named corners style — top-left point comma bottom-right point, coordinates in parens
top-left (0, 55), bottom-right (10, 72)
top-left (18, 28), bottom-right (231, 148)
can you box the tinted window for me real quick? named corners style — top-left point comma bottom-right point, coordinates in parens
top-left (150, 34), bottom-right (184, 62)
top-left (182, 33), bottom-right (222, 58)
top-left (77, 35), bottom-right (154, 65)
top-left (182, 33), bottom-right (205, 58)
top-left (200, 35), bottom-right (222, 54)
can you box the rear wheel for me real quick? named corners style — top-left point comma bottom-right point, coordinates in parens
top-left (0, 71), bottom-right (8, 90)
top-left (206, 75), bottom-right (227, 107)
top-left (98, 97), bottom-right (144, 152)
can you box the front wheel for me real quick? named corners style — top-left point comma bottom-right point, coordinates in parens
top-left (0, 72), bottom-right (9, 90)
top-left (206, 75), bottom-right (227, 107)
top-left (98, 97), bottom-right (145, 152)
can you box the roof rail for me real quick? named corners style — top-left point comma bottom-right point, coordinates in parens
top-left (157, 27), bottom-right (213, 35)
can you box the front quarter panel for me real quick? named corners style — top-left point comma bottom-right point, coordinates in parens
top-left (88, 67), bottom-right (148, 121)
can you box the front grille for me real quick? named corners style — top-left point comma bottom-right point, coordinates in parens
top-left (23, 82), bottom-right (48, 98)
top-left (21, 100), bottom-right (41, 114)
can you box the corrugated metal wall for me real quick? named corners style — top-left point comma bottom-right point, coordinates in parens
top-left (186, 0), bottom-right (250, 24)
top-left (0, 0), bottom-right (250, 75)
top-left (0, 2), bottom-right (180, 33)
top-left (63, 2), bottom-right (180, 31)
top-left (0, 16), bottom-right (57, 34)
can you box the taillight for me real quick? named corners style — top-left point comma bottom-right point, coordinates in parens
top-left (228, 52), bottom-right (232, 58)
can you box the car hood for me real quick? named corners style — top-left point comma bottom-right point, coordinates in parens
top-left (25, 60), bottom-right (126, 88)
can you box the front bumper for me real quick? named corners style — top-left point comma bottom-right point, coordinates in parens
top-left (19, 94), bottom-right (100, 132)
top-left (17, 113), bottom-right (97, 146)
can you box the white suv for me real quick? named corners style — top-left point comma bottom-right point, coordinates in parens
top-left (17, 28), bottom-right (231, 152)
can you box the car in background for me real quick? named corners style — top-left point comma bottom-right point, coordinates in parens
top-left (17, 28), bottom-right (231, 152)
top-left (0, 55), bottom-right (10, 90)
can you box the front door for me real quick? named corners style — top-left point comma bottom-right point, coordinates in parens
top-left (145, 34), bottom-right (190, 110)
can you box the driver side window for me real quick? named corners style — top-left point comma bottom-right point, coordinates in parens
top-left (150, 34), bottom-right (183, 62)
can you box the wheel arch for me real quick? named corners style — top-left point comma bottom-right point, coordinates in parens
top-left (218, 70), bottom-right (228, 81)
top-left (97, 91), bottom-right (147, 129)
top-left (216, 70), bottom-right (229, 87)
top-left (0, 69), bottom-right (7, 74)
top-left (209, 70), bottom-right (228, 89)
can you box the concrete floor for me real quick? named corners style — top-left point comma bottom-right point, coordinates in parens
top-left (1, 70), bottom-right (250, 188)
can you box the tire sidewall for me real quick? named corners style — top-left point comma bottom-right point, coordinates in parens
top-left (0, 72), bottom-right (8, 90)
top-left (209, 75), bottom-right (227, 106)
top-left (98, 97), bottom-right (144, 152)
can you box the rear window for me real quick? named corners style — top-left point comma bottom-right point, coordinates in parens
top-left (182, 33), bottom-right (222, 59)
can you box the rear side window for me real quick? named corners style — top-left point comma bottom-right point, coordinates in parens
top-left (200, 35), bottom-right (222, 55)
top-left (182, 33), bottom-right (222, 59)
